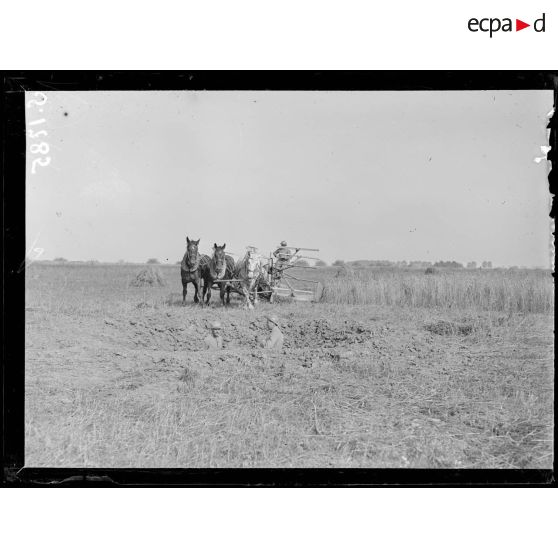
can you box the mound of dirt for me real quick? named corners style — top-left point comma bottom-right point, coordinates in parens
top-left (129, 318), bottom-right (200, 351)
top-left (129, 267), bottom-right (166, 287)
top-left (282, 318), bottom-right (371, 349)
top-left (425, 320), bottom-right (473, 336)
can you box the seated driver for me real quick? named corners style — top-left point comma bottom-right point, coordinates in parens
top-left (273, 241), bottom-right (299, 276)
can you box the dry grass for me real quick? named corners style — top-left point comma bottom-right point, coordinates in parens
top-left (24, 263), bottom-right (554, 468)
top-left (320, 268), bottom-right (553, 313)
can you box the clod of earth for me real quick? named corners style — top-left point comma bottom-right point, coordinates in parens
top-left (425, 320), bottom-right (473, 336)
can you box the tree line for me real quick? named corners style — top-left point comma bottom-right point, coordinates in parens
top-left (48, 257), bottom-right (496, 269)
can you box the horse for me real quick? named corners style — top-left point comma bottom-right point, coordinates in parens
top-left (234, 247), bottom-right (265, 310)
top-left (200, 243), bottom-right (236, 306)
top-left (180, 236), bottom-right (203, 305)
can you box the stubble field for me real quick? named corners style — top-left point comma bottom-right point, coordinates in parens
top-left (25, 263), bottom-right (554, 468)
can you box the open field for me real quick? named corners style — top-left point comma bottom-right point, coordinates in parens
top-left (25, 263), bottom-right (554, 468)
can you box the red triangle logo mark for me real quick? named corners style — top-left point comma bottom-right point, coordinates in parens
top-left (516, 19), bottom-right (530, 31)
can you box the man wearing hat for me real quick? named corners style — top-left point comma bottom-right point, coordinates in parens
top-left (273, 241), bottom-right (295, 278)
top-left (259, 314), bottom-right (284, 350)
top-left (273, 241), bottom-right (291, 260)
top-left (204, 321), bottom-right (223, 350)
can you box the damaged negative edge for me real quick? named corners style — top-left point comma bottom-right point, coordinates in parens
top-left (11, 468), bottom-right (120, 486)
top-left (548, 81), bottom-right (557, 271)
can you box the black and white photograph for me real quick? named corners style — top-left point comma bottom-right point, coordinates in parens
top-left (19, 80), bottom-right (554, 471)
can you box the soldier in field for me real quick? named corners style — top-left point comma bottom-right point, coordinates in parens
top-left (204, 321), bottom-right (223, 350)
top-left (258, 314), bottom-right (284, 350)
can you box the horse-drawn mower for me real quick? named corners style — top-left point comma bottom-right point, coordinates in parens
top-left (210, 245), bottom-right (324, 305)
top-left (259, 246), bottom-right (324, 303)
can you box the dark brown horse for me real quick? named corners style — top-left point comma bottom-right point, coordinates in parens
top-left (180, 237), bottom-right (202, 305)
top-left (200, 243), bottom-right (235, 306)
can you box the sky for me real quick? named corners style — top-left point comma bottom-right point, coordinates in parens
top-left (25, 89), bottom-right (553, 267)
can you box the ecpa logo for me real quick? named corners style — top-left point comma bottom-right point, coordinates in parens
top-left (468, 13), bottom-right (546, 37)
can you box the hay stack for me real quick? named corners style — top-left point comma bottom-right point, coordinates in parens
top-left (335, 264), bottom-right (355, 278)
top-left (129, 267), bottom-right (166, 287)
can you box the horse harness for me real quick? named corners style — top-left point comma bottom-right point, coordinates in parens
top-left (182, 252), bottom-right (200, 273)
top-left (209, 257), bottom-right (227, 279)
